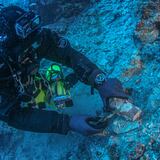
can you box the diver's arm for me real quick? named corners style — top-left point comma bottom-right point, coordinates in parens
top-left (5, 105), bottom-right (102, 135)
top-left (6, 106), bottom-right (70, 134)
top-left (38, 28), bottom-right (104, 86)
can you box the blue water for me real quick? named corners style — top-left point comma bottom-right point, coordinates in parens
top-left (0, 0), bottom-right (160, 159)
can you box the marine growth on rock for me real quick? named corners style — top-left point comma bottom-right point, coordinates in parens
top-left (0, 0), bottom-right (160, 160)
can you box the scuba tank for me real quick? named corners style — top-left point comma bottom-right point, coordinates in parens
top-left (45, 64), bottom-right (73, 109)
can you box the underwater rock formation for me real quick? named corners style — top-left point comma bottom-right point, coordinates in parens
top-left (134, 0), bottom-right (160, 61)
top-left (29, 0), bottom-right (91, 25)
top-left (135, 0), bottom-right (160, 43)
top-left (0, 0), bottom-right (160, 159)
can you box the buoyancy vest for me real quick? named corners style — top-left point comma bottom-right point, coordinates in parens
top-left (20, 64), bottom-right (73, 110)
top-left (0, 56), bottom-right (73, 116)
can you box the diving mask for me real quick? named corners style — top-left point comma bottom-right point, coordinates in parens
top-left (15, 11), bottom-right (41, 39)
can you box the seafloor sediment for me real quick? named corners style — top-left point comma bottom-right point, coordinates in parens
top-left (0, 0), bottom-right (160, 159)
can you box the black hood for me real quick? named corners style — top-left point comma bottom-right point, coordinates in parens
top-left (0, 6), bottom-right (26, 48)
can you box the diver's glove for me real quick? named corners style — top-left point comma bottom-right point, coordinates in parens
top-left (97, 78), bottom-right (128, 99)
top-left (69, 115), bottom-right (104, 136)
top-left (88, 70), bottom-right (128, 112)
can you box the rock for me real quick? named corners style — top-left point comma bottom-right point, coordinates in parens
top-left (89, 143), bottom-right (110, 160)
top-left (147, 87), bottom-right (160, 112)
top-left (111, 118), bottom-right (141, 134)
top-left (1, 0), bottom-right (160, 159)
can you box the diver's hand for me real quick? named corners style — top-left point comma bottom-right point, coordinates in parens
top-left (88, 70), bottom-right (127, 102)
top-left (96, 78), bottom-right (128, 111)
top-left (69, 115), bottom-right (103, 136)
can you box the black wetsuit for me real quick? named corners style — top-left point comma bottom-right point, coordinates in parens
top-left (0, 28), bottom-right (102, 134)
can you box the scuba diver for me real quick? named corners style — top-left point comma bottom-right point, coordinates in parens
top-left (0, 5), bottom-right (141, 136)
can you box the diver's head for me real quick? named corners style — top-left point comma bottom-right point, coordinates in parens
top-left (0, 6), bottom-right (25, 48)
top-left (0, 5), bottom-right (41, 62)
top-left (0, 5), bottom-right (41, 47)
